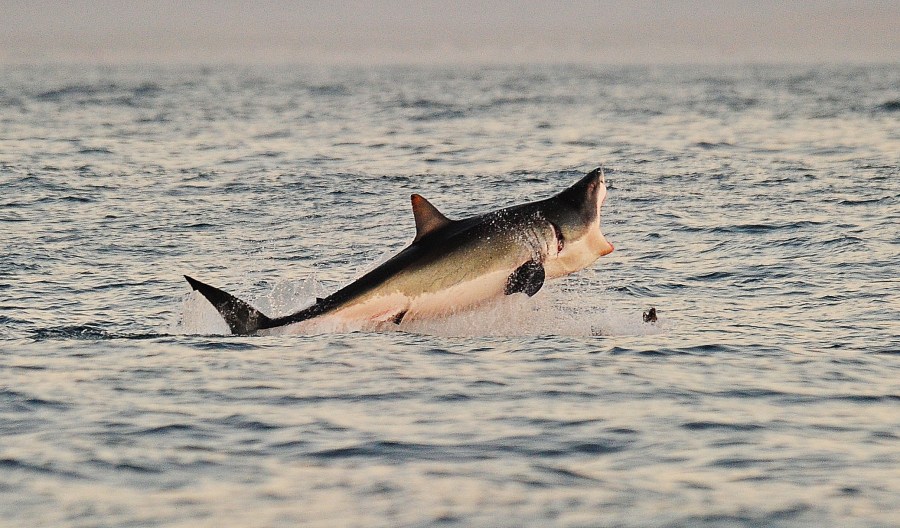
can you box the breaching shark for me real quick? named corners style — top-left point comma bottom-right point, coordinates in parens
top-left (184, 167), bottom-right (614, 335)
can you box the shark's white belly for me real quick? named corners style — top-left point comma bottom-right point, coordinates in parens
top-left (279, 268), bottom-right (513, 334)
top-left (340, 267), bottom-right (511, 321)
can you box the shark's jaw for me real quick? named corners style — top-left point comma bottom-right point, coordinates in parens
top-left (543, 172), bottom-right (614, 279)
top-left (543, 224), bottom-right (613, 279)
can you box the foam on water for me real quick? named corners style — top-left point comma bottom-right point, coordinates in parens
top-left (176, 291), bottom-right (232, 335)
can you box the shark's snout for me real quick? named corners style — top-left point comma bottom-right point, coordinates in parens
top-left (600, 239), bottom-right (614, 256)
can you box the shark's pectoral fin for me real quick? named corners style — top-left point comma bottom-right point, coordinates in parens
top-left (389, 309), bottom-right (408, 325)
top-left (505, 260), bottom-right (545, 297)
top-left (184, 275), bottom-right (273, 335)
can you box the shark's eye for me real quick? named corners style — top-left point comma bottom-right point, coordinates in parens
top-left (550, 221), bottom-right (564, 252)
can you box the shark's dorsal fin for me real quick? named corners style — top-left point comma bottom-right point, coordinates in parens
top-left (411, 194), bottom-right (451, 242)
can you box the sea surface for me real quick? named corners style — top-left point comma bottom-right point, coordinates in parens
top-left (1, 64), bottom-right (898, 527)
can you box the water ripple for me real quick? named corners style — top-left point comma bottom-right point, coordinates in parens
top-left (1, 63), bottom-right (897, 528)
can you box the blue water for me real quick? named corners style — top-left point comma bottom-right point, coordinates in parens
top-left (1, 64), bottom-right (898, 527)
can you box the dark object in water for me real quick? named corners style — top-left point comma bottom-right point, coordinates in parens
top-left (877, 100), bottom-right (900, 112)
top-left (643, 307), bottom-right (657, 323)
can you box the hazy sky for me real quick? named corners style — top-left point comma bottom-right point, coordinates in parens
top-left (2, 0), bottom-right (897, 65)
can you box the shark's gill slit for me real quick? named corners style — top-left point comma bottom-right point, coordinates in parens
top-left (550, 220), bottom-right (565, 252)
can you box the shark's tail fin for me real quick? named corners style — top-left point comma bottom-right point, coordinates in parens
top-left (184, 275), bottom-right (273, 335)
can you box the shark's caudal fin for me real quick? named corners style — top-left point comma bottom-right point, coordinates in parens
top-left (184, 275), bottom-right (273, 335)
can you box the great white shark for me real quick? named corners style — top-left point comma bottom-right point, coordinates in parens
top-left (184, 168), bottom-right (614, 335)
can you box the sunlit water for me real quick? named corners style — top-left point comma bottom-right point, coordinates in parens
top-left (1, 64), bottom-right (898, 527)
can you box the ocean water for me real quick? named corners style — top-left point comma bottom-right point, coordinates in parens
top-left (1, 64), bottom-right (898, 527)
